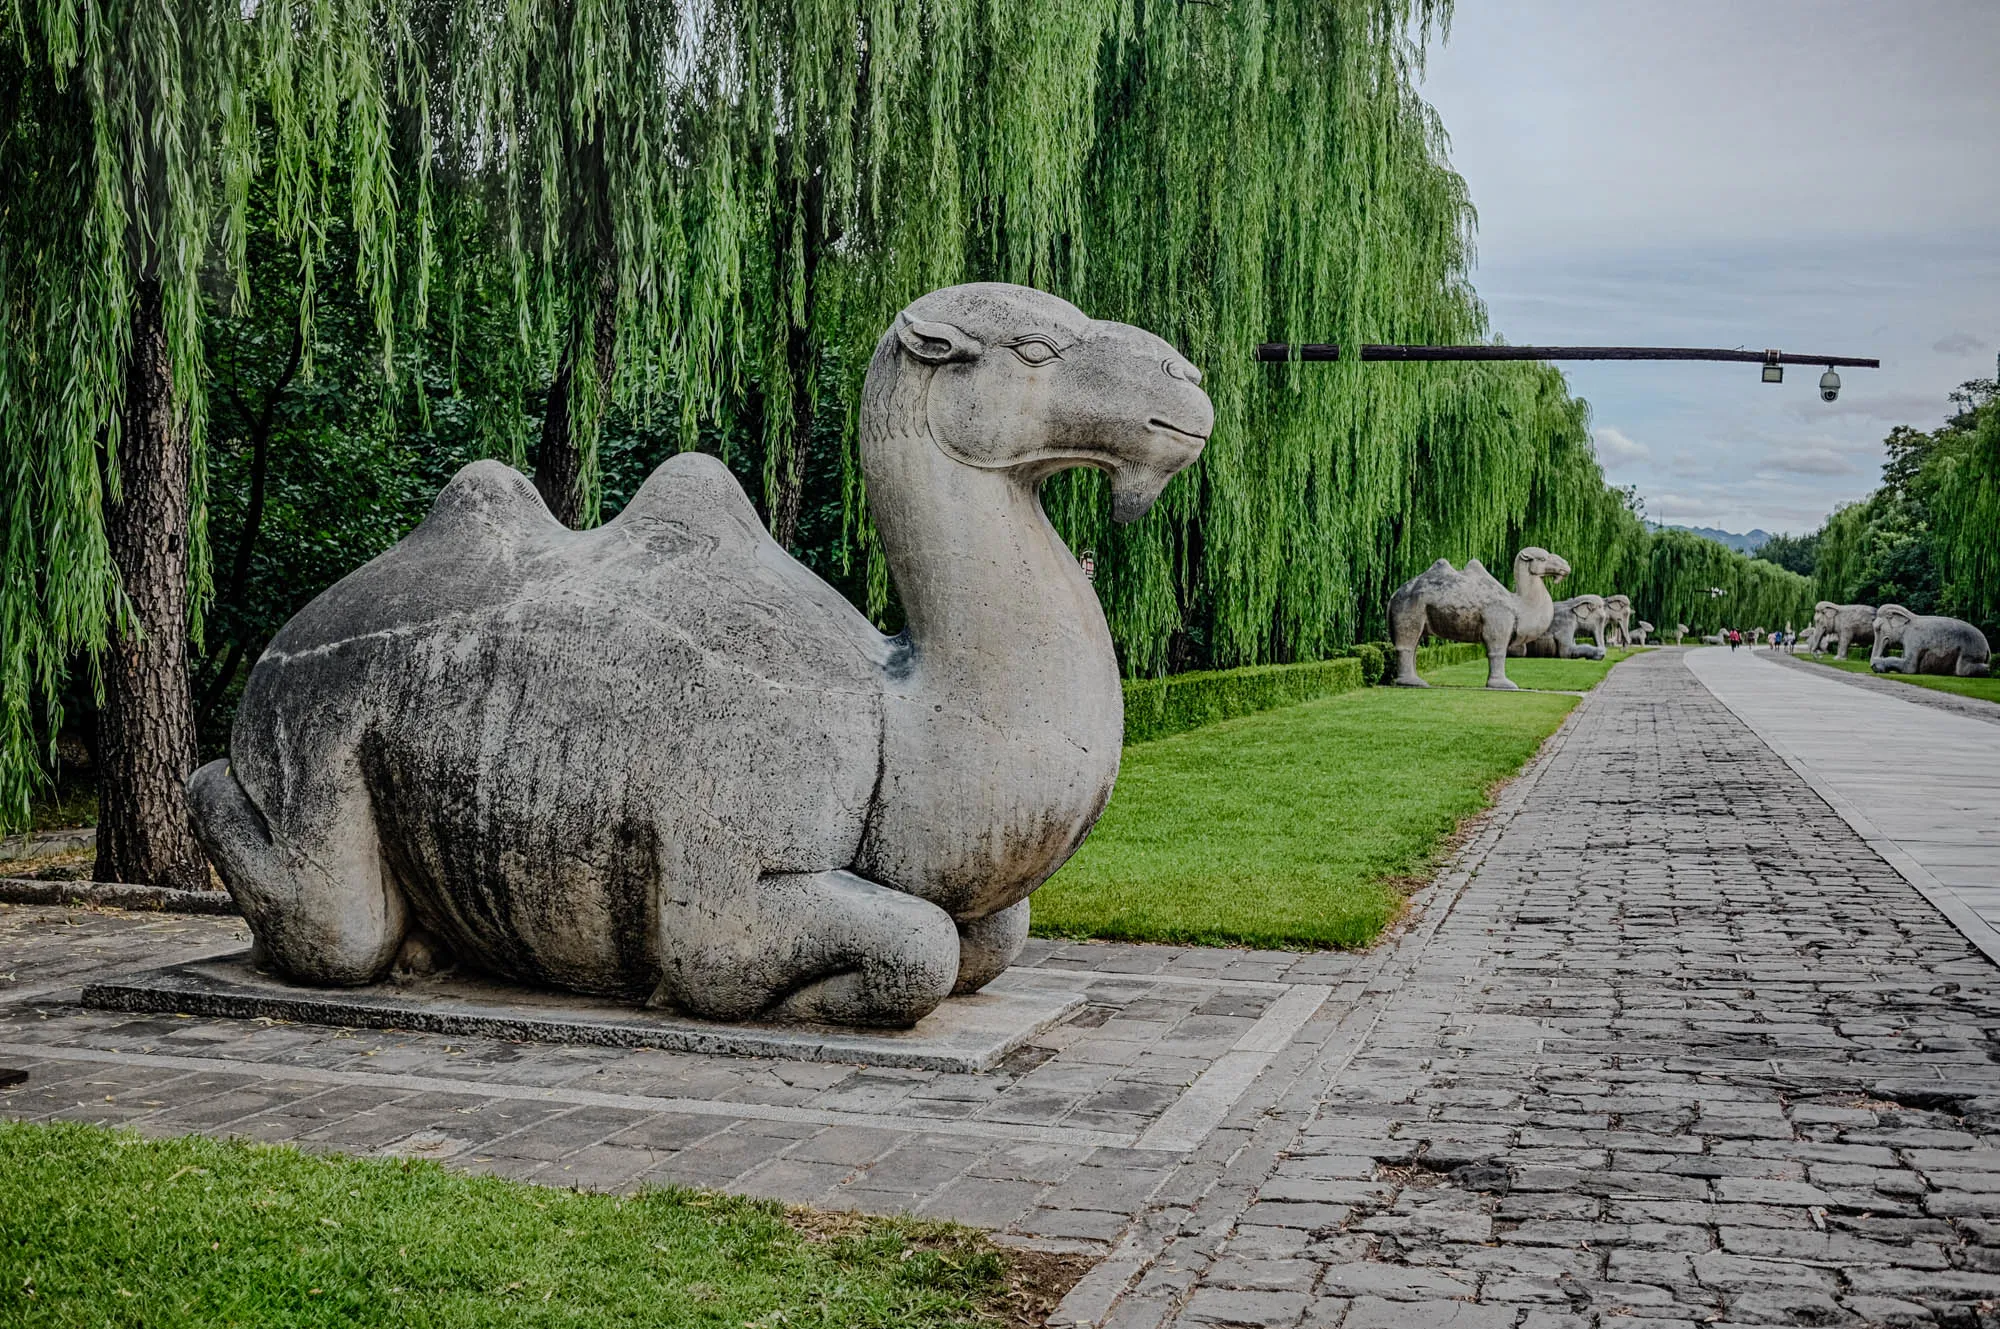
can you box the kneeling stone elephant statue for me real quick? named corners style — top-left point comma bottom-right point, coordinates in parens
top-left (189, 284), bottom-right (1213, 1028)
top-left (1871, 605), bottom-right (1992, 677)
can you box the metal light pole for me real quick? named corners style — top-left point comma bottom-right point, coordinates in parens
top-left (1254, 344), bottom-right (1880, 397)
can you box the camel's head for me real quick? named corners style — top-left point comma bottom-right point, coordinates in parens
top-left (1516, 548), bottom-right (1570, 585)
top-left (1874, 603), bottom-right (1915, 646)
top-left (884, 283), bottom-right (1213, 523)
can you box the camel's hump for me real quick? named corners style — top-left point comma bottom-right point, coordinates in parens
top-left (262, 453), bottom-right (890, 676)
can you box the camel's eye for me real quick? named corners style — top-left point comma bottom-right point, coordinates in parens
top-left (1007, 337), bottom-right (1061, 367)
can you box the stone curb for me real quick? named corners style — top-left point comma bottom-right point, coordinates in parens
top-left (1050, 677), bottom-right (1604, 1328)
top-left (0, 878), bottom-right (239, 915)
top-left (1766, 650), bottom-right (2000, 726)
top-left (0, 825), bottom-right (95, 864)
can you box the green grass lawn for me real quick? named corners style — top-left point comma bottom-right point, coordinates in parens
top-left (1804, 654), bottom-right (2000, 704)
top-left (0, 1123), bottom-right (1052, 1329)
top-left (1032, 684), bottom-right (1577, 949)
top-left (1422, 647), bottom-right (1637, 692)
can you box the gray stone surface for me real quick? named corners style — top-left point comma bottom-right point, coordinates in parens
top-left (1811, 599), bottom-right (1877, 658)
top-left (1389, 549), bottom-right (1571, 689)
top-left (1075, 649), bottom-right (2000, 1328)
top-left (81, 951), bottom-right (1086, 1073)
top-left (186, 283), bottom-right (1212, 1028)
top-left (1598, 593), bottom-right (1633, 650)
top-left (10, 648), bottom-right (2000, 1326)
top-left (1519, 595), bottom-right (1606, 660)
top-left (1872, 604), bottom-right (1993, 677)
top-left (1631, 619), bottom-right (1653, 646)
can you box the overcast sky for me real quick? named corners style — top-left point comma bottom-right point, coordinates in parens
top-left (1419, 1), bottom-right (2000, 536)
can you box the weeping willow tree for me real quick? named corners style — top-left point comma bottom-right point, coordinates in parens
top-left (3, 0), bottom-right (1811, 859)
top-left (0, 0), bottom-right (259, 886)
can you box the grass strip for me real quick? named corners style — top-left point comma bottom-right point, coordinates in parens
top-left (0, 1122), bottom-right (1079, 1329)
top-left (1032, 685), bottom-right (1576, 949)
top-left (1802, 654), bottom-right (2000, 704)
top-left (1422, 647), bottom-right (1638, 693)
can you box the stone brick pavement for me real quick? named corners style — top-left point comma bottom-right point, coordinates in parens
top-left (1113, 648), bottom-right (2000, 1329)
top-left (6, 648), bottom-right (1999, 1328)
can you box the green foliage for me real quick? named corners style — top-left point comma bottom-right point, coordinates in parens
top-left (0, 0), bottom-right (1828, 830)
top-left (1123, 659), bottom-right (1364, 744)
top-left (1415, 642), bottom-right (1487, 674)
top-left (1811, 381), bottom-right (1999, 639)
top-left (1752, 531), bottom-right (1819, 577)
top-left (1631, 530), bottom-right (1814, 636)
top-left (1034, 683), bottom-right (1577, 949)
top-left (1350, 644), bottom-right (1387, 685)
top-left (0, 1122), bottom-right (1010, 1328)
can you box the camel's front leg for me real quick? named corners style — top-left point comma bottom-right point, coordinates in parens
top-left (1484, 620), bottom-right (1520, 690)
top-left (953, 899), bottom-right (1030, 995)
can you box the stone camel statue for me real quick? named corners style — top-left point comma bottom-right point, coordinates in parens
top-left (1870, 605), bottom-right (1992, 677)
top-left (1631, 620), bottom-right (1653, 646)
top-left (1598, 594), bottom-right (1634, 650)
top-left (1518, 593), bottom-right (1607, 659)
top-left (1812, 600), bottom-right (1876, 659)
top-left (1672, 623), bottom-right (1689, 645)
top-left (1388, 548), bottom-right (1571, 689)
top-left (188, 283), bottom-right (1213, 1028)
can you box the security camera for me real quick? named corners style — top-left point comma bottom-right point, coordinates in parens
top-left (1820, 368), bottom-right (1841, 403)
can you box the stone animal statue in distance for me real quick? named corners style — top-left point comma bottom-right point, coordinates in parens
top-left (1673, 623), bottom-right (1689, 645)
top-left (1870, 604), bottom-right (1992, 677)
top-left (1812, 600), bottom-right (1876, 659)
top-left (187, 283), bottom-right (1214, 1029)
top-left (1598, 594), bottom-right (1633, 650)
top-left (1631, 620), bottom-right (1653, 646)
top-left (1388, 548), bottom-right (1571, 689)
top-left (1517, 593), bottom-right (1606, 659)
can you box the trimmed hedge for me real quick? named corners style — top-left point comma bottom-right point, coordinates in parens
top-left (1119, 641), bottom-right (1492, 744)
top-left (1123, 658), bottom-right (1365, 744)
top-left (1416, 641), bottom-right (1487, 672)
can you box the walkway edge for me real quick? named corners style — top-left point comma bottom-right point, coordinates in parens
top-left (1052, 678), bottom-right (1604, 1328)
top-left (1689, 654), bottom-right (2000, 968)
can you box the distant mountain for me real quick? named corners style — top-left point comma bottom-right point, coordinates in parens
top-left (1648, 523), bottom-right (1772, 555)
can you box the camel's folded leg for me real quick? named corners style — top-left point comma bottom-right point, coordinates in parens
top-left (188, 759), bottom-right (409, 986)
top-left (953, 899), bottom-right (1030, 995)
top-left (652, 868), bottom-right (958, 1028)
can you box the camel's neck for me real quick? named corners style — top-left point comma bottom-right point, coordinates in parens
top-left (853, 363), bottom-right (1124, 918)
top-left (862, 412), bottom-right (1116, 718)
top-left (1512, 565), bottom-right (1553, 613)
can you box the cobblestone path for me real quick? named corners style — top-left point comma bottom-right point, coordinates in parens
top-left (6, 648), bottom-right (1999, 1328)
top-left (1127, 648), bottom-right (2000, 1329)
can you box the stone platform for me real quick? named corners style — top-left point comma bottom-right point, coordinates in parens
top-left (82, 952), bottom-right (1085, 1074)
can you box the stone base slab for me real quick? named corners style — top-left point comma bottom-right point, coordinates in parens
top-left (80, 952), bottom-right (1085, 1074)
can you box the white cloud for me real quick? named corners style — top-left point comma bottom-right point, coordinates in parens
top-left (1757, 448), bottom-right (1860, 477)
top-left (1592, 426), bottom-right (1650, 464)
top-left (1934, 331), bottom-right (1984, 355)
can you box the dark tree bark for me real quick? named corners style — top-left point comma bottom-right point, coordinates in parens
top-left (196, 328), bottom-right (304, 726)
top-left (94, 277), bottom-right (210, 890)
top-left (534, 135), bottom-right (617, 530)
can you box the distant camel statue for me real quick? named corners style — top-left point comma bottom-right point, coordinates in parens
top-left (1389, 548), bottom-right (1571, 690)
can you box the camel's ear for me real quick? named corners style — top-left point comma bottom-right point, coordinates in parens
top-left (897, 317), bottom-right (983, 365)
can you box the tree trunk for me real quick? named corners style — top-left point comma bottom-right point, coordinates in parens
top-left (94, 277), bottom-right (210, 890)
top-left (534, 136), bottom-right (617, 531)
